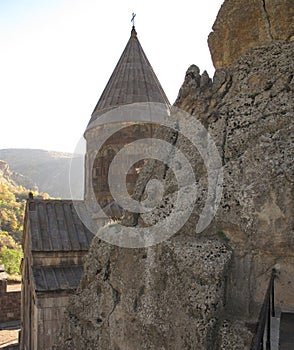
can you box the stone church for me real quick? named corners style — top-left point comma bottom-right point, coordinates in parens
top-left (20, 26), bottom-right (170, 350)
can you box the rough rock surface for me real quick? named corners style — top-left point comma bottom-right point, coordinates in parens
top-left (176, 41), bottom-right (294, 315)
top-left (217, 320), bottom-right (254, 350)
top-left (54, 237), bottom-right (232, 350)
top-left (127, 41), bottom-right (294, 346)
top-left (208, 0), bottom-right (294, 68)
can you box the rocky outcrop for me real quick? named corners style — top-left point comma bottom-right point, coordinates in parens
top-left (208, 0), bottom-right (294, 68)
top-left (125, 41), bottom-right (293, 347)
top-left (175, 41), bottom-right (294, 313)
top-left (54, 236), bottom-right (232, 350)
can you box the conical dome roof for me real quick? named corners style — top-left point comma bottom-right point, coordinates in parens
top-left (86, 27), bottom-right (170, 129)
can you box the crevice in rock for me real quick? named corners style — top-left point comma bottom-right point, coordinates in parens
top-left (261, 0), bottom-right (274, 40)
top-left (215, 73), bottom-right (233, 166)
top-left (103, 259), bottom-right (121, 325)
top-left (129, 122), bottom-right (180, 228)
top-left (248, 253), bottom-right (255, 316)
top-left (103, 259), bottom-right (111, 281)
top-left (107, 282), bottom-right (121, 323)
top-left (221, 115), bottom-right (229, 166)
top-left (286, 74), bottom-right (293, 90)
top-left (163, 122), bottom-right (179, 180)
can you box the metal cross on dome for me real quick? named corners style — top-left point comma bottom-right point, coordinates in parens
top-left (131, 12), bottom-right (136, 26)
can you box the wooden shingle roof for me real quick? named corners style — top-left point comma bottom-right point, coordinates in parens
top-left (27, 199), bottom-right (94, 252)
top-left (87, 26), bottom-right (170, 130)
top-left (32, 265), bottom-right (83, 292)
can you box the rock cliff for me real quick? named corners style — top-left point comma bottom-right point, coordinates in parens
top-left (174, 41), bottom-right (294, 320)
top-left (208, 0), bottom-right (294, 68)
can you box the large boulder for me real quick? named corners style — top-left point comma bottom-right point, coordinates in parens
top-left (54, 237), bottom-right (232, 350)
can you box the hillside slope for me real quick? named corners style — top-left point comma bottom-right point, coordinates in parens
top-left (0, 160), bottom-right (51, 277)
top-left (0, 149), bottom-right (84, 198)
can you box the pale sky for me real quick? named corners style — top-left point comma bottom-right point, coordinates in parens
top-left (0, 0), bottom-right (224, 153)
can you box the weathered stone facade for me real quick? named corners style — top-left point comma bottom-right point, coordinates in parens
top-left (85, 123), bottom-right (154, 208)
top-left (0, 265), bottom-right (21, 323)
top-left (20, 200), bottom-right (94, 350)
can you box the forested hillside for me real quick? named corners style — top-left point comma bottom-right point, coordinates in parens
top-left (0, 160), bottom-right (49, 279)
top-left (0, 148), bottom-right (84, 279)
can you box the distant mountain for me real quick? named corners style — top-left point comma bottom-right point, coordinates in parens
top-left (0, 149), bottom-right (84, 198)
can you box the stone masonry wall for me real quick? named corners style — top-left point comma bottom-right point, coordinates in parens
top-left (0, 266), bottom-right (21, 323)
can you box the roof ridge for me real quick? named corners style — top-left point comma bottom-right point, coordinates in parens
top-left (28, 199), bottom-right (84, 203)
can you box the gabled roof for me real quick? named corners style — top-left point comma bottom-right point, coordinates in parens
top-left (32, 265), bottom-right (83, 292)
top-left (87, 26), bottom-right (170, 129)
top-left (27, 199), bottom-right (94, 252)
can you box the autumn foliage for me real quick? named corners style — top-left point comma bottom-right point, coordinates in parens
top-left (0, 182), bottom-right (49, 278)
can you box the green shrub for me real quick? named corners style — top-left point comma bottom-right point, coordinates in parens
top-left (0, 246), bottom-right (23, 275)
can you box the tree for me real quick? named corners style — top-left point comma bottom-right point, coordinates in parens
top-left (0, 246), bottom-right (23, 275)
